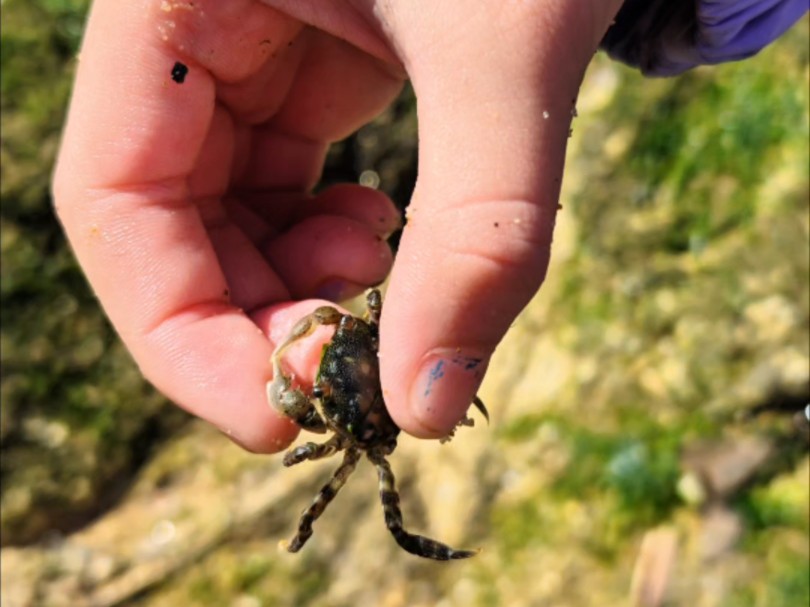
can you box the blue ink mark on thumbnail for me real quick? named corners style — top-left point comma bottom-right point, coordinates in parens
top-left (450, 354), bottom-right (482, 371)
top-left (423, 359), bottom-right (446, 397)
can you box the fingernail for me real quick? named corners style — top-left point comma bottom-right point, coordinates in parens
top-left (217, 426), bottom-right (258, 453)
top-left (409, 350), bottom-right (489, 436)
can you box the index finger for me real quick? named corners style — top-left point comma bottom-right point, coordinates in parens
top-left (53, 0), bottom-right (304, 451)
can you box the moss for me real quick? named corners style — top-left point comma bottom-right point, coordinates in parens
top-left (730, 534), bottom-right (810, 607)
top-left (156, 544), bottom-right (332, 607)
top-left (738, 458), bottom-right (810, 533)
top-left (491, 498), bottom-right (551, 557)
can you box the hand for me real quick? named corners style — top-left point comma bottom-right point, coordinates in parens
top-left (53, 0), bottom-right (623, 451)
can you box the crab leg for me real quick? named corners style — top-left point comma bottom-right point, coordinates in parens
top-left (367, 451), bottom-right (478, 561)
top-left (284, 447), bottom-right (362, 553)
top-left (472, 396), bottom-right (489, 423)
top-left (282, 435), bottom-right (345, 467)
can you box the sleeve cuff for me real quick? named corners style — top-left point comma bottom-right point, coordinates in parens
top-left (600, 0), bottom-right (809, 76)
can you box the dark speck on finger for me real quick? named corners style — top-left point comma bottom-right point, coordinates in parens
top-left (170, 61), bottom-right (188, 84)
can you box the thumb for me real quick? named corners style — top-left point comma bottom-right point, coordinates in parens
top-left (379, 3), bottom-right (620, 437)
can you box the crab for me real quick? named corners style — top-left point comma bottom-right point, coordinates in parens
top-left (267, 288), bottom-right (488, 560)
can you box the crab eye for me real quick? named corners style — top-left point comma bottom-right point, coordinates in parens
top-left (313, 387), bottom-right (324, 398)
top-left (367, 289), bottom-right (382, 307)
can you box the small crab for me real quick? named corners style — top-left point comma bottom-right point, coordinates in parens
top-left (267, 289), bottom-right (488, 560)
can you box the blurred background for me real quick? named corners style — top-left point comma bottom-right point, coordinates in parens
top-left (1, 2), bottom-right (808, 606)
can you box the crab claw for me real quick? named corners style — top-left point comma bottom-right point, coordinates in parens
top-left (267, 373), bottom-right (327, 433)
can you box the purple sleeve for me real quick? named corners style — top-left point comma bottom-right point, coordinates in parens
top-left (600, 0), bottom-right (809, 76)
